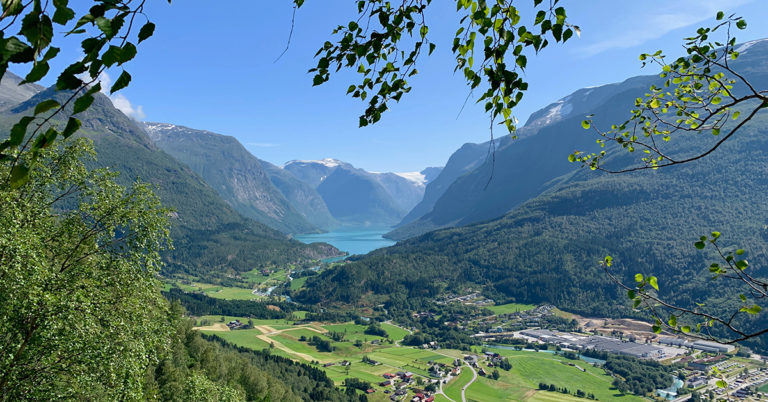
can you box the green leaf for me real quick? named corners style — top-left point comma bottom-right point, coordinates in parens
top-left (694, 241), bottom-right (706, 249)
top-left (9, 116), bottom-right (34, 147)
top-left (651, 325), bottom-right (661, 334)
top-left (138, 22), bottom-right (155, 43)
top-left (73, 94), bottom-right (94, 114)
top-left (736, 19), bottom-right (747, 29)
top-left (668, 314), bottom-right (677, 328)
top-left (52, 4), bottom-right (75, 25)
top-left (110, 70), bottom-right (131, 93)
top-left (627, 290), bottom-right (636, 300)
top-left (746, 304), bottom-right (762, 314)
top-left (680, 326), bottom-right (691, 333)
top-left (567, 154), bottom-right (575, 163)
top-left (634, 273), bottom-right (644, 283)
top-left (581, 120), bottom-right (590, 129)
top-left (649, 276), bottom-right (659, 291)
top-left (9, 164), bottom-right (30, 189)
top-left (22, 62), bottom-right (50, 84)
top-left (34, 99), bottom-right (60, 115)
top-left (61, 117), bottom-right (81, 138)
top-left (716, 11), bottom-right (725, 20)
top-left (101, 45), bottom-right (121, 67)
top-left (716, 380), bottom-right (727, 388)
top-left (95, 16), bottom-right (115, 38)
top-left (118, 43), bottom-right (137, 64)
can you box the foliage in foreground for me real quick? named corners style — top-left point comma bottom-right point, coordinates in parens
top-left (0, 139), bottom-right (170, 399)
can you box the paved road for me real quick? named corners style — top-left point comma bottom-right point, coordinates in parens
top-left (438, 379), bottom-right (457, 402)
top-left (461, 363), bottom-right (478, 402)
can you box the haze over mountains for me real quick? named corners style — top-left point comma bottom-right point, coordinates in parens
top-left (284, 159), bottom-right (439, 227)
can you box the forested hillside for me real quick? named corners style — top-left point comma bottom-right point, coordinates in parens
top-left (298, 102), bottom-right (768, 351)
top-left (0, 80), bottom-right (339, 282)
top-left (149, 313), bottom-right (363, 402)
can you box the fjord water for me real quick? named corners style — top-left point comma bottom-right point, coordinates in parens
top-left (294, 227), bottom-right (396, 256)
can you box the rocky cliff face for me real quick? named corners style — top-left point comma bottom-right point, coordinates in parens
top-left (145, 123), bottom-right (320, 234)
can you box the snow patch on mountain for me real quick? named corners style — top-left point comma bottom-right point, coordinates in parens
top-left (283, 158), bottom-right (343, 168)
top-left (143, 122), bottom-right (177, 132)
top-left (394, 171), bottom-right (427, 186)
top-left (736, 38), bottom-right (768, 54)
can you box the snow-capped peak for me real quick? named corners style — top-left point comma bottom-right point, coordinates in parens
top-left (284, 158), bottom-right (344, 168)
top-left (735, 38), bottom-right (768, 54)
top-left (143, 122), bottom-right (177, 132)
top-left (394, 171), bottom-right (427, 186)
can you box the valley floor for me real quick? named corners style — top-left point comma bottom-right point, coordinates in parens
top-left (195, 317), bottom-right (644, 402)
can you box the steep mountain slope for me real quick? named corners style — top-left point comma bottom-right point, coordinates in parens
top-left (258, 161), bottom-right (338, 230)
top-left (1, 87), bottom-right (339, 282)
top-left (0, 72), bottom-right (44, 109)
top-left (388, 40), bottom-right (768, 240)
top-left (283, 158), bottom-right (345, 188)
top-left (389, 141), bottom-right (490, 233)
top-left (144, 123), bottom-right (319, 234)
top-left (298, 106), bottom-right (768, 324)
top-left (316, 167), bottom-right (406, 225)
top-left (297, 44), bottom-right (768, 350)
top-left (283, 159), bottom-right (429, 226)
top-left (375, 172), bottom-right (426, 212)
top-left (419, 167), bottom-right (443, 183)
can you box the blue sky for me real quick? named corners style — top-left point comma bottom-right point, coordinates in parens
top-left (32, 0), bottom-right (768, 172)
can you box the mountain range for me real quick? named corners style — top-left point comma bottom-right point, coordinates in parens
top-left (296, 40), bottom-right (768, 350)
top-left (284, 159), bottom-right (440, 227)
top-left (144, 123), bottom-right (334, 234)
top-left (388, 40), bottom-right (768, 241)
top-left (0, 74), bottom-right (340, 284)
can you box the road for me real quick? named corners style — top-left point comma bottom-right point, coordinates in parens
top-left (461, 363), bottom-right (478, 402)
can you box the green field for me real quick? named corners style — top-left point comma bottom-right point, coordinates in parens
top-left (479, 348), bottom-right (644, 401)
top-left (290, 276), bottom-right (308, 290)
top-left (381, 322), bottom-right (410, 341)
top-left (194, 318), bottom-right (645, 401)
top-left (759, 383), bottom-right (768, 393)
top-left (485, 303), bottom-right (536, 315)
top-left (171, 281), bottom-right (258, 300)
top-left (444, 368), bottom-right (473, 401)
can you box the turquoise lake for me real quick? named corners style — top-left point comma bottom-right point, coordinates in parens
top-left (294, 227), bottom-right (396, 256)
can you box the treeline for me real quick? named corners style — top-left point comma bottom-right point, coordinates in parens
top-left (538, 383), bottom-right (597, 400)
top-left (163, 288), bottom-right (293, 318)
top-left (147, 307), bottom-right (363, 401)
top-left (307, 336), bottom-right (335, 353)
top-left (604, 355), bottom-right (673, 396)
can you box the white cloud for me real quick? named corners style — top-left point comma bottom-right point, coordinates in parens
top-left (97, 72), bottom-right (146, 121)
top-left (580, 0), bottom-right (754, 56)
